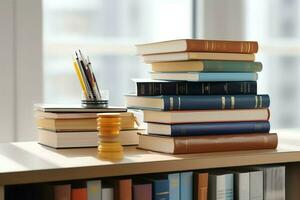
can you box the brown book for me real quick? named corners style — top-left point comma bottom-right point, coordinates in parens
top-left (138, 133), bottom-right (278, 154)
top-left (71, 188), bottom-right (87, 200)
top-left (194, 172), bottom-right (208, 200)
top-left (54, 184), bottom-right (71, 200)
top-left (136, 39), bottom-right (258, 55)
top-left (114, 179), bottom-right (132, 200)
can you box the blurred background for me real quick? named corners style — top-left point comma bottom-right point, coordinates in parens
top-left (0, 0), bottom-right (299, 141)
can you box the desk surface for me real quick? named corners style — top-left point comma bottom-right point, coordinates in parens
top-left (0, 129), bottom-right (299, 185)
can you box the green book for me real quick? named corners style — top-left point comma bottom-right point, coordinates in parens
top-left (151, 60), bottom-right (262, 72)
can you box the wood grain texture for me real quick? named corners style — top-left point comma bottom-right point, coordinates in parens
top-left (0, 130), bottom-right (299, 185)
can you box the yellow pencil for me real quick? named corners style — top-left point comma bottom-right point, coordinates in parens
top-left (72, 57), bottom-right (88, 99)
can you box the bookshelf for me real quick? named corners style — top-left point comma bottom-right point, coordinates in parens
top-left (0, 129), bottom-right (300, 199)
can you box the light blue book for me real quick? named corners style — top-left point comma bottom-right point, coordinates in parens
top-left (209, 171), bottom-right (234, 200)
top-left (168, 173), bottom-right (180, 200)
top-left (151, 72), bottom-right (258, 82)
top-left (180, 172), bottom-right (193, 200)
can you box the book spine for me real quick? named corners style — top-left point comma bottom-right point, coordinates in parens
top-left (173, 133), bottom-right (278, 154)
top-left (137, 81), bottom-right (257, 96)
top-left (133, 184), bottom-right (152, 200)
top-left (169, 122), bottom-right (270, 136)
top-left (194, 173), bottom-right (208, 200)
top-left (162, 95), bottom-right (269, 111)
top-left (115, 179), bottom-right (132, 200)
top-left (225, 174), bottom-right (234, 200)
top-left (87, 180), bottom-right (101, 200)
top-left (180, 172), bottom-right (193, 200)
top-left (168, 173), bottom-right (180, 200)
top-left (186, 40), bottom-right (258, 54)
top-left (153, 179), bottom-right (169, 200)
top-left (235, 173), bottom-right (250, 200)
top-left (249, 171), bottom-right (263, 200)
top-left (202, 61), bottom-right (262, 72)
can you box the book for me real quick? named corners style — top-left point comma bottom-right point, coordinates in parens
top-left (136, 39), bottom-right (258, 55)
top-left (151, 61), bottom-right (262, 72)
top-left (234, 170), bottom-right (250, 200)
top-left (114, 178), bottom-right (132, 200)
top-left (101, 186), bottom-right (114, 200)
top-left (36, 113), bottom-right (136, 131)
top-left (143, 109), bottom-right (270, 124)
top-left (194, 172), bottom-right (208, 200)
top-left (180, 172), bottom-right (193, 200)
top-left (54, 184), bottom-right (71, 200)
top-left (253, 166), bottom-right (285, 200)
top-left (35, 111), bottom-right (135, 119)
top-left (143, 52), bottom-right (255, 63)
top-left (132, 180), bottom-right (152, 200)
top-left (134, 79), bottom-right (257, 96)
top-left (147, 176), bottom-right (169, 200)
top-left (126, 94), bottom-right (270, 111)
top-left (34, 104), bottom-right (127, 113)
top-left (151, 72), bottom-right (258, 82)
top-left (249, 170), bottom-right (263, 200)
top-left (71, 182), bottom-right (87, 200)
top-left (138, 133), bottom-right (278, 154)
top-left (209, 171), bottom-right (234, 200)
top-left (87, 180), bottom-right (101, 200)
top-left (147, 121), bottom-right (270, 136)
top-left (168, 173), bottom-right (180, 200)
top-left (38, 129), bottom-right (145, 148)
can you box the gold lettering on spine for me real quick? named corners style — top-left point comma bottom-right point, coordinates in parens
top-left (255, 96), bottom-right (258, 108)
top-left (259, 96), bottom-right (263, 108)
top-left (178, 97), bottom-right (181, 110)
top-left (170, 97), bottom-right (174, 110)
top-left (231, 96), bottom-right (235, 109)
top-left (222, 96), bottom-right (226, 109)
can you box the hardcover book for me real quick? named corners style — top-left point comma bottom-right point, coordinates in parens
top-left (54, 184), bottom-right (71, 200)
top-left (209, 171), bottom-right (234, 200)
top-left (87, 180), bottom-right (101, 200)
top-left (180, 172), bottom-right (193, 200)
top-left (151, 72), bottom-right (258, 82)
top-left (151, 61), bottom-right (262, 72)
top-left (126, 94), bottom-right (270, 111)
top-left (194, 172), bottom-right (208, 200)
top-left (136, 39), bottom-right (258, 55)
top-left (134, 79), bottom-right (257, 96)
top-left (168, 173), bottom-right (180, 200)
top-left (138, 133), bottom-right (278, 154)
top-left (114, 178), bottom-right (132, 200)
top-left (133, 180), bottom-right (152, 200)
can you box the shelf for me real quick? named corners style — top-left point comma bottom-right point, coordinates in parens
top-left (0, 129), bottom-right (300, 185)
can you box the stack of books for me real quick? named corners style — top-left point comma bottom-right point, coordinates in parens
top-left (35, 104), bottom-right (144, 148)
top-left (126, 39), bottom-right (278, 154)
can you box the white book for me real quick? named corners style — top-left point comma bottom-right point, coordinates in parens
top-left (209, 171), bottom-right (234, 200)
top-left (234, 171), bottom-right (250, 200)
top-left (87, 180), bottom-right (101, 200)
top-left (102, 187), bottom-right (113, 200)
top-left (38, 129), bottom-right (145, 148)
top-left (249, 170), bottom-right (263, 200)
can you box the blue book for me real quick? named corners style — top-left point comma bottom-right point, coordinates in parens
top-left (126, 94), bottom-right (270, 111)
top-left (151, 72), bottom-right (258, 82)
top-left (168, 173), bottom-right (179, 200)
top-left (147, 121), bottom-right (270, 136)
top-left (147, 176), bottom-right (169, 200)
top-left (180, 172), bottom-right (193, 200)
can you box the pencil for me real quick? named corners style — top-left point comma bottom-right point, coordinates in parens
top-left (72, 57), bottom-right (88, 99)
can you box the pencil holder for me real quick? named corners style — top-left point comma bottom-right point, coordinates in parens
top-left (81, 90), bottom-right (109, 108)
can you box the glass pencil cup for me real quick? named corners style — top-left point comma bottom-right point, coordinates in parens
top-left (81, 90), bottom-right (109, 108)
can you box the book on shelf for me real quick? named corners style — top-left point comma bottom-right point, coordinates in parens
top-left (194, 172), bottom-right (209, 200)
top-left (136, 39), bottom-right (258, 55)
top-left (138, 133), bottom-right (278, 154)
top-left (54, 184), bottom-right (71, 200)
top-left (151, 72), bottom-right (258, 82)
top-left (209, 170), bottom-right (234, 200)
top-left (134, 79), bottom-right (257, 96)
top-left (87, 180), bottom-right (101, 200)
top-left (143, 52), bottom-right (255, 63)
top-left (101, 184), bottom-right (114, 200)
top-left (132, 180), bottom-right (152, 200)
top-left (71, 182), bottom-right (87, 200)
top-left (34, 104), bottom-right (127, 113)
top-left (113, 178), bottom-right (132, 200)
top-left (168, 173), bottom-right (180, 200)
top-left (36, 112), bottom-right (136, 131)
top-left (233, 169), bottom-right (250, 200)
top-left (38, 129), bottom-right (145, 148)
top-left (249, 170), bottom-right (263, 200)
top-left (146, 175), bottom-right (169, 200)
top-left (143, 109), bottom-right (270, 124)
top-left (151, 60), bottom-right (262, 72)
top-left (180, 171), bottom-right (193, 200)
top-left (147, 121), bottom-right (270, 136)
top-left (126, 94), bottom-right (270, 111)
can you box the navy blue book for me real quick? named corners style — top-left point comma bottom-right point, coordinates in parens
top-left (126, 94), bottom-right (270, 111)
top-left (146, 176), bottom-right (169, 200)
top-left (134, 79), bottom-right (257, 96)
top-left (147, 121), bottom-right (270, 136)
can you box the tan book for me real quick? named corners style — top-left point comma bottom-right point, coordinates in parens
top-left (35, 111), bottom-right (134, 119)
top-left (136, 39), bottom-right (258, 55)
top-left (143, 52), bottom-right (255, 63)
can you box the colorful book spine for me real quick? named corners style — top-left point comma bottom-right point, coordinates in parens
top-left (194, 172), bottom-right (208, 200)
top-left (196, 61), bottom-right (262, 72)
top-left (136, 81), bottom-right (257, 96)
top-left (114, 179), bottom-right (132, 200)
top-left (133, 182), bottom-right (152, 200)
top-left (168, 173), bottom-right (180, 200)
top-left (87, 180), bottom-right (101, 200)
top-left (152, 178), bottom-right (169, 200)
top-left (148, 121), bottom-right (270, 136)
top-left (153, 95), bottom-right (269, 111)
top-left (180, 172), bottom-right (193, 200)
